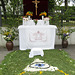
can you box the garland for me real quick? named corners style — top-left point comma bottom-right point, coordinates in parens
top-left (20, 71), bottom-right (25, 75)
top-left (57, 69), bottom-right (69, 75)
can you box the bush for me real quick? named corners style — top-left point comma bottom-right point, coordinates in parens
top-left (70, 17), bottom-right (75, 21)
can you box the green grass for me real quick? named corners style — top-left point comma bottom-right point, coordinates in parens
top-left (0, 49), bottom-right (75, 75)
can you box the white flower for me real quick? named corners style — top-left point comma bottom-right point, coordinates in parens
top-left (0, 68), bottom-right (2, 69)
top-left (65, 55), bottom-right (68, 57)
top-left (53, 67), bottom-right (58, 70)
top-left (70, 60), bottom-right (72, 62)
top-left (4, 64), bottom-right (6, 65)
top-left (67, 33), bottom-right (69, 35)
top-left (73, 64), bottom-right (75, 66)
top-left (2, 35), bottom-right (6, 38)
top-left (72, 71), bottom-right (75, 73)
top-left (24, 59), bottom-right (58, 72)
top-left (23, 18), bottom-right (28, 21)
top-left (44, 17), bottom-right (49, 21)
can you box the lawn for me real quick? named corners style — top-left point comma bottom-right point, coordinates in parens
top-left (0, 49), bottom-right (75, 75)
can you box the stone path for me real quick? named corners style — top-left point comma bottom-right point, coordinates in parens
top-left (0, 46), bottom-right (19, 64)
top-left (0, 45), bottom-right (75, 64)
top-left (55, 45), bottom-right (75, 60)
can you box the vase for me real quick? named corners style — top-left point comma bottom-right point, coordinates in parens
top-left (28, 16), bottom-right (30, 20)
top-left (62, 40), bottom-right (68, 48)
top-left (6, 41), bottom-right (13, 51)
top-left (42, 16), bottom-right (44, 20)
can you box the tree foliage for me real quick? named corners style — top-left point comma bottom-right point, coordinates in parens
top-left (1, 0), bottom-right (7, 19)
top-left (6, 0), bottom-right (23, 16)
top-left (48, 0), bottom-right (56, 12)
top-left (56, 0), bottom-right (75, 9)
top-left (1, 0), bottom-right (23, 16)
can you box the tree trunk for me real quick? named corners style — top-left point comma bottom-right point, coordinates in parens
top-left (0, 7), bottom-right (2, 26)
top-left (1, 0), bottom-right (7, 19)
top-left (65, 0), bottom-right (68, 9)
top-left (65, 0), bottom-right (69, 22)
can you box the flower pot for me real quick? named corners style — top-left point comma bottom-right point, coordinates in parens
top-left (62, 40), bottom-right (68, 48)
top-left (6, 41), bottom-right (13, 51)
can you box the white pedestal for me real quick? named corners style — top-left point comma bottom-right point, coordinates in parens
top-left (29, 48), bottom-right (44, 58)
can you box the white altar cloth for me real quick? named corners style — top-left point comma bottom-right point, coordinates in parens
top-left (18, 25), bottom-right (57, 50)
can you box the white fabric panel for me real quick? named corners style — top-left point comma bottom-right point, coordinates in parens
top-left (18, 25), bottom-right (57, 50)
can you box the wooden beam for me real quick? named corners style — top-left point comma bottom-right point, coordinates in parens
top-left (0, 7), bottom-right (2, 26)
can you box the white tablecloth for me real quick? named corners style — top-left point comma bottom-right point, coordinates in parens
top-left (18, 25), bottom-right (57, 50)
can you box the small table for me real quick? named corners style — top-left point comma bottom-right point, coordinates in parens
top-left (29, 48), bottom-right (44, 58)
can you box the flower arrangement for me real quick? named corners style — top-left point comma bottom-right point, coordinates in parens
top-left (57, 26), bottom-right (74, 40)
top-left (33, 19), bottom-right (38, 25)
top-left (0, 27), bottom-right (18, 42)
top-left (44, 17), bottom-right (50, 21)
top-left (39, 11), bottom-right (47, 16)
top-left (23, 17), bottom-right (28, 21)
top-left (26, 11), bottom-right (33, 16)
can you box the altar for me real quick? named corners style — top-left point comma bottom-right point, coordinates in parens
top-left (18, 20), bottom-right (57, 50)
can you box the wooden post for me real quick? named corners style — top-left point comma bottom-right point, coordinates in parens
top-left (61, 9), bottom-right (63, 27)
top-left (0, 7), bottom-right (2, 27)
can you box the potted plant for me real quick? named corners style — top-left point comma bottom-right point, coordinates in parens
top-left (26, 11), bottom-right (33, 20)
top-left (0, 27), bottom-right (18, 51)
top-left (57, 26), bottom-right (75, 48)
top-left (39, 11), bottom-right (47, 20)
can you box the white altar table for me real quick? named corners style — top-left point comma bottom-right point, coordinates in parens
top-left (18, 25), bottom-right (57, 50)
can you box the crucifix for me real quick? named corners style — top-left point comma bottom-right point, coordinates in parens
top-left (32, 0), bottom-right (40, 15)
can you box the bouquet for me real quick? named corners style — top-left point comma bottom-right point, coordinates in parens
top-left (34, 19), bottom-right (38, 25)
top-left (23, 17), bottom-right (28, 21)
top-left (39, 11), bottom-right (47, 16)
top-left (0, 27), bottom-right (18, 42)
top-left (57, 26), bottom-right (71, 40)
top-left (44, 17), bottom-right (50, 21)
top-left (26, 11), bottom-right (33, 16)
